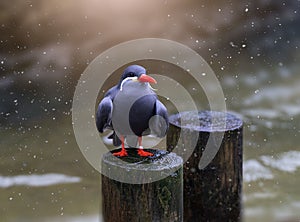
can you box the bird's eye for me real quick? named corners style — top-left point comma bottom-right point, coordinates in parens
top-left (128, 72), bottom-right (135, 77)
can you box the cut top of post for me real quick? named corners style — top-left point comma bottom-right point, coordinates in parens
top-left (169, 111), bottom-right (243, 132)
top-left (102, 148), bottom-right (183, 184)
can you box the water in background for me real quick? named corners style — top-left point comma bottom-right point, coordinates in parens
top-left (1, 1), bottom-right (300, 221)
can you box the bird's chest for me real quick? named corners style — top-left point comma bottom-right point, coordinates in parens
top-left (113, 82), bottom-right (154, 112)
top-left (111, 83), bottom-right (155, 135)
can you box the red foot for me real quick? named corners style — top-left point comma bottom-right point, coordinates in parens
top-left (138, 149), bottom-right (153, 157)
top-left (113, 149), bottom-right (128, 157)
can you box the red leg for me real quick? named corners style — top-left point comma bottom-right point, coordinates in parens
top-left (113, 136), bottom-right (128, 157)
top-left (137, 137), bottom-right (153, 157)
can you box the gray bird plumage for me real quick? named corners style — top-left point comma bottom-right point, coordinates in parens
top-left (96, 65), bottom-right (168, 155)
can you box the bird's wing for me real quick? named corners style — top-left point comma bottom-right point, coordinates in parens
top-left (149, 100), bottom-right (169, 137)
top-left (96, 96), bottom-right (113, 133)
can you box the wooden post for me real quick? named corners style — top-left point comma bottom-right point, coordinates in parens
top-left (101, 148), bottom-right (183, 222)
top-left (167, 111), bottom-right (243, 222)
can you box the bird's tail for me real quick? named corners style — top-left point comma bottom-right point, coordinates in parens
top-left (108, 131), bottom-right (122, 146)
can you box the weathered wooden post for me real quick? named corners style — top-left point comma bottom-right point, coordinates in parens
top-left (167, 111), bottom-right (243, 222)
top-left (101, 148), bottom-right (183, 222)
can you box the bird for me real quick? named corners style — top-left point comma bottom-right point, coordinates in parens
top-left (96, 65), bottom-right (169, 157)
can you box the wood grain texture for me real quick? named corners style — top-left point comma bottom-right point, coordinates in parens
top-left (167, 111), bottom-right (243, 222)
top-left (102, 148), bottom-right (183, 222)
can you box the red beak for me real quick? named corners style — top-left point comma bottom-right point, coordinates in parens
top-left (138, 74), bottom-right (157, 84)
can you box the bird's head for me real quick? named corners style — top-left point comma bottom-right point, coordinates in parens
top-left (118, 65), bottom-right (157, 90)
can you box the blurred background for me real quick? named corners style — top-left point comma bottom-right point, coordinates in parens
top-left (0, 0), bottom-right (299, 221)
